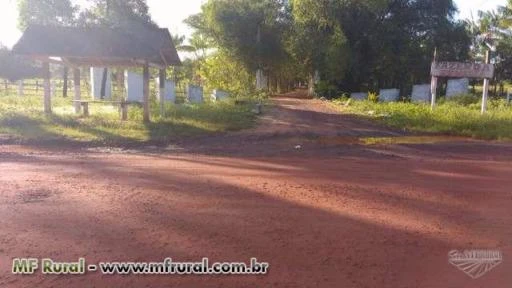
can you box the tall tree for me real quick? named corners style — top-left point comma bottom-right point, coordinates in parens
top-left (77, 0), bottom-right (155, 28)
top-left (17, 0), bottom-right (77, 30)
top-left (289, 0), bottom-right (470, 95)
top-left (186, 0), bottom-right (291, 90)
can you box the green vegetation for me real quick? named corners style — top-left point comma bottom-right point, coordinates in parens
top-left (7, 0), bottom-right (512, 144)
top-left (0, 94), bottom-right (257, 145)
top-left (332, 97), bottom-right (512, 141)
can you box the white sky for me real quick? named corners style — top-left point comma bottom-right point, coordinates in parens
top-left (0, 0), bottom-right (507, 48)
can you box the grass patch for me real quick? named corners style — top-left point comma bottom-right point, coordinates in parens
top-left (0, 94), bottom-right (258, 145)
top-left (332, 97), bottom-right (512, 141)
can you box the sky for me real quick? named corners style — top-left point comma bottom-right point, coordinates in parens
top-left (0, 0), bottom-right (507, 48)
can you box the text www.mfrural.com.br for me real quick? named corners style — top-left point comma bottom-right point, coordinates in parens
top-left (12, 258), bottom-right (269, 276)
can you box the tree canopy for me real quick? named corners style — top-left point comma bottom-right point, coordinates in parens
top-left (18, 0), bottom-right (77, 30)
top-left (185, 0), bottom-right (472, 96)
top-left (14, 0), bottom-right (512, 98)
top-left (77, 0), bottom-right (155, 28)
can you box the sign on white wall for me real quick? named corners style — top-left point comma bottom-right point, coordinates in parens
top-left (125, 71), bottom-right (143, 103)
top-left (187, 85), bottom-right (203, 104)
top-left (446, 78), bottom-right (470, 98)
top-left (411, 84), bottom-right (431, 103)
top-left (91, 67), bottom-right (112, 100)
top-left (211, 89), bottom-right (230, 101)
top-left (156, 78), bottom-right (176, 103)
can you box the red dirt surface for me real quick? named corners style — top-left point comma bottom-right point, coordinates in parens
top-left (1, 92), bottom-right (512, 287)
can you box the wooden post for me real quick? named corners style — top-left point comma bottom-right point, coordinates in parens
top-left (143, 62), bottom-right (150, 123)
top-left (430, 76), bottom-right (438, 110)
top-left (481, 50), bottom-right (491, 115)
top-left (430, 48), bottom-right (438, 110)
top-left (18, 80), bottom-right (24, 97)
top-left (82, 103), bottom-right (89, 117)
top-left (43, 62), bottom-right (51, 114)
top-left (100, 68), bottom-right (108, 100)
top-left (159, 68), bottom-right (166, 118)
top-left (63, 67), bottom-right (68, 98)
top-left (73, 68), bottom-right (81, 114)
top-left (121, 101), bottom-right (128, 121)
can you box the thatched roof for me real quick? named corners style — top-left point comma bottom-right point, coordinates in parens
top-left (12, 25), bottom-right (181, 68)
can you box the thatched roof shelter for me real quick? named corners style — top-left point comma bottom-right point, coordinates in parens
top-left (11, 25), bottom-right (181, 122)
top-left (13, 25), bottom-right (181, 68)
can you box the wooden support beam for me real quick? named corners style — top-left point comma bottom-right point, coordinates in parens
top-left (159, 68), bottom-right (166, 118)
top-left (121, 101), bottom-right (128, 121)
top-left (143, 62), bottom-right (150, 123)
top-left (482, 50), bottom-right (491, 115)
top-left (18, 80), bottom-right (24, 97)
top-left (63, 67), bottom-right (68, 98)
top-left (73, 68), bottom-right (81, 114)
top-left (82, 102), bottom-right (89, 117)
top-left (43, 62), bottom-right (52, 114)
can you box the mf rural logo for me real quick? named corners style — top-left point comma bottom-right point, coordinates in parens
top-left (448, 250), bottom-right (503, 279)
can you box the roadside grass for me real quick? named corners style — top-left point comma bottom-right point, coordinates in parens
top-left (0, 94), bottom-right (257, 145)
top-left (332, 96), bottom-right (512, 141)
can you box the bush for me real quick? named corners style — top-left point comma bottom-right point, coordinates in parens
top-left (368, 92), bottom-right (379, 103)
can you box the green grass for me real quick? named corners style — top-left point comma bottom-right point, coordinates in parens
top-left (332, 96), bottom-right (512, 141)
top-left (0, 94), bottom-right (258, 145)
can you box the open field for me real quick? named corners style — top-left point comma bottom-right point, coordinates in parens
top-left (332, 97), bottom-right (512, 140)
top-left (0, 94), bottom-right (257, 145)
top-left (1, 92), bottom-right (511, 287)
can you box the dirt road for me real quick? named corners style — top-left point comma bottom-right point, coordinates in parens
top-left (1, 93), bottom-right (511, 287)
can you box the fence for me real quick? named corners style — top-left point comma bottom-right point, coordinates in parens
top-left (1, 77), bottom-right (203, 104)
top-left (0, 78), bottom-right (90, 98)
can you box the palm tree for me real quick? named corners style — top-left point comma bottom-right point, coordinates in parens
top-left (172, 33), bottom-right (211, 59)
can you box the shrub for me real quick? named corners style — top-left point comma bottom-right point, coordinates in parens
top-left (368, 92), bottom-right (379, 103)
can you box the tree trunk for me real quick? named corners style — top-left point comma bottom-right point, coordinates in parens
top-left (117, 69), bottom-right (125, 95)
top-left (308, 72), bottom-right (316, 97)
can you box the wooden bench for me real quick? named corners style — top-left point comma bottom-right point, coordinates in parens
top-left (72, 100), bottom-right (140, 120)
